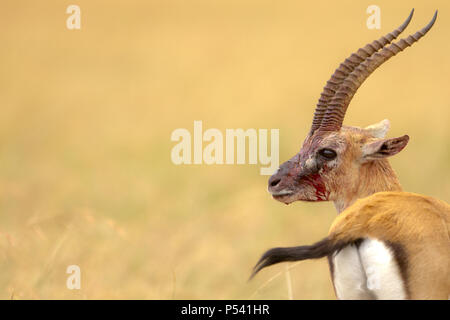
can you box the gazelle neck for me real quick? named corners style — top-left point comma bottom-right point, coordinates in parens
top-left (333, 159), bottom-right (403, 214)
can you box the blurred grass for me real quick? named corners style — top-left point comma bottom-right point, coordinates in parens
top-left (0, 0), bottom-right (448, 299)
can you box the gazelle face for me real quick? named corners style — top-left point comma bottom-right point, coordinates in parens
top-left (267, 120), bottom-right (409, 204)
top-left (267, 130), bottom-right (348, 204)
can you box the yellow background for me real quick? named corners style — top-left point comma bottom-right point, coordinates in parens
top-left (0, 1), bottom-right (448, 299)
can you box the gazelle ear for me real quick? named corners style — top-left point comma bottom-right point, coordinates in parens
top-left (364, 119), bottom-right (390, 138)
top-left (362, 135), bottom-right (409, 161)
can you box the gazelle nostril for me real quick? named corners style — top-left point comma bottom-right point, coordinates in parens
top-left (270, 178), bottom-right (281, 187)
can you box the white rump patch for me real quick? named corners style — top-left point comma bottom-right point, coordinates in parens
top-left (333, 245), bottom-right (374, 300)
top-left (332, 238), bottom-right (407, 300)
top-left (358, 238), bottom-right (406, 299)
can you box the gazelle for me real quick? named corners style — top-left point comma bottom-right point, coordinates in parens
top-left (251, 10), bottom-right (450, 299)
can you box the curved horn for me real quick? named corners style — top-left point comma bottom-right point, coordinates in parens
top-left (311, 9), bottom-right (415, 134)
top-left (319, 11), bottom-right (438, 132)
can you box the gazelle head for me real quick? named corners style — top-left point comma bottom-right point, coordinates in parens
top-left (268, 120), bottom-right (409, 205)
top-left (268, 9), bottom-right (437, 208)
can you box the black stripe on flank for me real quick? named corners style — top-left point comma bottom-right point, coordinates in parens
top-left (385, 241), bottom-right (410, 299)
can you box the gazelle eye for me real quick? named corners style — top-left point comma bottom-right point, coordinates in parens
top-left (318, 148), bottom-right (337, 160)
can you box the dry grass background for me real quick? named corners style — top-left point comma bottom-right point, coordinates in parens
top-left (0, 0), bottom-right (448, 299)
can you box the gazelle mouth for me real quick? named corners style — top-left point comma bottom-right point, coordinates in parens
top-left (271, 190), bottom-right (294, 197)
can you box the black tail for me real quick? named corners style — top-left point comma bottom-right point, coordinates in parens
top-left (250, 237), bottom-right (349, 280)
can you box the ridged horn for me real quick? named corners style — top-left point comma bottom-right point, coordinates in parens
top-left (310, 9), bottom-right (415, 134)
top-left (318, 10), bottom-right (438, 132)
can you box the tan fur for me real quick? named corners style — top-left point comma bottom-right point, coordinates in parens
top-left (329, 192), bottom-right (450, 299)
top-left (324, 126), bottom-right (403, 212)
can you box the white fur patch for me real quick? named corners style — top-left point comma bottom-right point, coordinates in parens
top-left (305, 157), bottom-right (315, 170)
top-left (333, 245), bottom-right (374, 299)
top-left (332, 238), bottom-right (407, 300)
top-left (364, 119), bottom-right (390, 138)
top-left (358, 238), bottom-right (406, 300)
